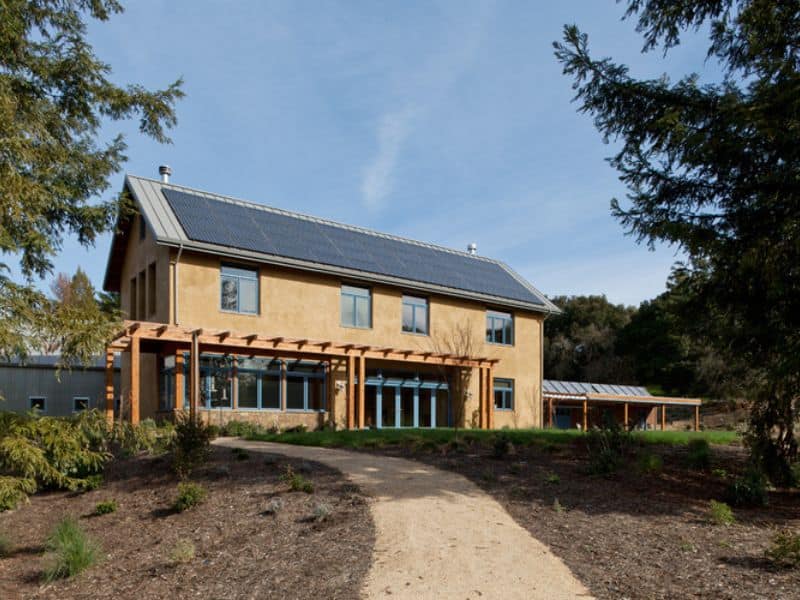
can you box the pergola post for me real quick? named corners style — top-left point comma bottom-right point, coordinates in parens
top-left (661, 404), bottom-right (666, 431)
top-left (174, 350), bottom-right (184, 413)
top-left (347, 354), bottom-right (355, 430)
top-left (357, 354), bottom-right (365, 430)
top-left (130, 335), bottom-right (140, 425)
top-left (105, 349), bottom-right (115, 425)
top-left (623, 402), bottom-right (629, 431)
top-left (487, 367), bottom-right (494, 430)
top-left (582, 398), bottom-right (588, 431)
top-left (694, 405), bottom-right (700, 432)
top-left (548, 397), bottom-right (553, 428)
top-left (190, 332), bottom-right (200, 421)
top-left (478, 368), bottom-right (485, 429)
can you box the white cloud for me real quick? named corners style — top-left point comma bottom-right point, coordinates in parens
top-left (361, 108), bottom-right (416, 211)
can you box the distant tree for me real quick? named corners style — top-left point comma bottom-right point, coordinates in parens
top-left (0, 0), bottom-right (183, 366)
top-left (555, 1), bottom-right (800, 483)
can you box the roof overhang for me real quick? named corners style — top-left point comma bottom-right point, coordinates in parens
top-left (543, 391), bottom-right (702, 407)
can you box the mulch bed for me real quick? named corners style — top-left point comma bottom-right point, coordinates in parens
top-left (374, 439), bottom-right (800, 600)
top-left (0, 446), bottom-right (374, 600)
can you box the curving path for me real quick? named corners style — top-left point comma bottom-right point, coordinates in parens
top-left (215, 438), bottom-right (592, 600)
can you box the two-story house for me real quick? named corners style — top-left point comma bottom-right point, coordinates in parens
top-left (102, 168), bottom-right (559, 430)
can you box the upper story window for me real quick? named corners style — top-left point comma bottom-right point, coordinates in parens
top-left (402, 294), bottom-right (428, 335)
top-left (341, 285), bottom-right (371, 328)
top-left (220, 264), bottom-right (258, 314)
top-left (139, 214), bottom-right (146, 241)
top-left (494, 379), bottom-right (514, 410)
top-left (147, 262), bottom-right (156, 316)
top-left (486, 310), bottom-right (514, 345)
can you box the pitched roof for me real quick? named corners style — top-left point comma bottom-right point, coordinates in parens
top-left (543, 380), bottom-right (652, 397)
top-left (104, 175), bottom-right (559, 313)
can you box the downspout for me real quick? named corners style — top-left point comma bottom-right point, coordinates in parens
top-left (172, 244), bottom-right (184, 325)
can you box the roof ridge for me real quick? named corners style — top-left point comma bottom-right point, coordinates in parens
top-left (127, 174), bottom-right (504, 265)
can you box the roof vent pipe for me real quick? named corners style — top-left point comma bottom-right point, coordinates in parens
top-left (467, 242), bottom-right (477, 256)
top-left (159, 165), bottom-right (172, 184)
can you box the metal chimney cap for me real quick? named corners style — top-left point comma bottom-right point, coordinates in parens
top-left (467, 242), bottom-right (478, 255)
top-left (158, 165), bottom-right (172, 183)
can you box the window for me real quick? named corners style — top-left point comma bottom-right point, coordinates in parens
top-left (486, 310), bottom-right (514, 345)
top-left (402, 295), bottom-right (428, 335)
top-left (139, 214), bottom-right (146, 240)
top-left (200, 355), bottom-right (233, 409)
top-left (494, 379), bottom-right (514, 410)
top-left (147, 262), bottom-right (156, 316)
top-left (73, 397), bottom-right (89, 412)
top-left (137, 270), bottom-right (146, 319)
top-left (286, 363), bottom-right (326, 412)
top-left (129, 276), bottom-right (137, 319)
top-left (236, 358), bottom-right (281, 410)
top-left (29, 396), bottom-right (46, 412)
top-left (220, 264), bottom-right (258, 314)
top-left (341, 285), bottom-right (371, 328)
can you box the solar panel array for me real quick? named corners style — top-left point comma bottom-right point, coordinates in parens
top-left (163, 188), bottom-right (545, 306)
top-left (543, 380), bottom-right (651, 397)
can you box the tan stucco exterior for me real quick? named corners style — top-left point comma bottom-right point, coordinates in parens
top-left (117, 214), bottom-right (545, 430)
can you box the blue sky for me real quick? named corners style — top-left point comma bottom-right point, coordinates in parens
top-left (38, 1), bottom-right (716, 306)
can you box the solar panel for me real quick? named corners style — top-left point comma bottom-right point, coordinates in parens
top-left (162, 188), bottom-right (545, 306)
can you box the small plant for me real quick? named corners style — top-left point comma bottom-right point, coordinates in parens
top-left (0, 532), bottom-right (11, 557)
top-left (312, 502), bottom-right (333, 522)
top-left (726, 467), bottom-right (768, 507)
top-left (42, 517), bottom-right (99, 581)
top-left (480, 469), bottom-right (497, 483)
top-left (94, 500), bottom-right (117, 516)
top-left (708, 500), bottom-right (735, 526)
top-left (172, 414), bottom-right (214, 478)
top-left (264, 496), bottom-right (284, 516)
top-left (221, 420), bottom-right (266, 438)
top-left (585, 421), bottom-right (636, 476)
top-left (765, 530), bottom-right (800, 569)
top-left (553, 498), bottom-right (565, 513)
top-left (79, 474), bottom-right (103, 491)
top-left (685, 439), bottom-right (711, 470)
top-left (169, 539), bottom-right (196, 564)
top-left (231, 447), bottom-right (250, 461)
top-left (491, 432), bottom-right (514, 459)
top-left (544, 472), bottom-right (561, 485)
top-left (712, 468), bottom-right (729, 479)
top-left (637, 453), bottom-right (663, 474)
top-left (680, 541), bottom-right (696, 553)
top-left (173, 482), bottom-right (208, 512)
top-left (280, 466), bottom-right (314, 493)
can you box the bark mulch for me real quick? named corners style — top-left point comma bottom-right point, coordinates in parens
top-left (375, 439), bottom-right (800, 600)
top-left (0, 446), bottom-right (375, 600)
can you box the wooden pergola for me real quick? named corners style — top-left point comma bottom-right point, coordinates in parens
top-left (106, 320), bottom-right (499, 429)
top-left (544, 390), bottom-right (702, 431)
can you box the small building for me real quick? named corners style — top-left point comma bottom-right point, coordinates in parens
top-left (0, 356), bottom-right (121, 417)
top-left (543, 380), bottom-right (701, 431)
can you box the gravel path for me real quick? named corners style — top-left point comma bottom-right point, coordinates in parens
top-left (216, 438), bottom-right (592, 600)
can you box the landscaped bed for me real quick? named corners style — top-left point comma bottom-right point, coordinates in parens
top-left (0, 445), bottom-right (375, 599)
top-left (252, 428), bottom-right (798, 600)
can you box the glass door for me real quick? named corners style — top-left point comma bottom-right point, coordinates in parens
top-left (380, 385), bottom-right (396, 428)
top-left (399, 387), bottom-right (415, 427)
top-left (419, 388), bottom-right (432, 428)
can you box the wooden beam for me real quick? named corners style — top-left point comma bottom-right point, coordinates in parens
top-left (130, 336), bottom-right (140, 425)
top-left (190, 332), bottom-right (200, 421)
top-left (694, 404), bottom-right (700, 432)
top-left (175, 350), bottom-right (184, 413)
top-left (347, 355), bottom-right (355, 430)
top-left (661, 404), bottom-right (666, 431)
top-left (358, 354), bottom-right (366, 430)
top-left (156, 324), bottom-right (169, 336)
top-left (582, 398), bottom-right (588, 431)
top-left (623, 402), bottom-right (629, 431)
top-left (105, 349), bottom-right (115, 425)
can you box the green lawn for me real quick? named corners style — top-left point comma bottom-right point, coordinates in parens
top-left (248, 427), bottom-right (740, 449)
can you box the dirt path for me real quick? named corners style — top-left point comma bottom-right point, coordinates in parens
top-left (216, 438), bottom-right (592, 600)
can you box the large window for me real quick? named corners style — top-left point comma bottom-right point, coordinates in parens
top-left (341, 285), bottom-right (371, 328)
top-left (147, 262), bottom-right (157, 316)
top-left (237, 358), bottom-right (281, 410)
top-left (201, 355), bottom-right (234, 409)
top-left (73, 397), bottom-right (89, 412)
top-left (286, 363), bottom-right (326, 412)
top-left (402, 295), bottom-right (428, 335)
top-left (137, 270), bottom-right (146, 319)
top-left (220, 264), bottom-right (258, 314)
top-left (486, 310), bottom-right (514, 345)
top-left (29, 396), bottom-right (46, 412)
top-left (494, 379), bottom-right (514, 410)
top-left (129, 276), bottom-right (137, 319)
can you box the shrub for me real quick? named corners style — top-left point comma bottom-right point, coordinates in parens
top-left (111, 419), bottom-right (173, 457)
top-left (312, 502), bottom-right (333, 522)
top-left (708, 500), bottom-right (735, 526)
top-left (42, 517), bottom-right (99, 581)
top-left (491, 432), bottom-right (514, 459)
top-left (726, 467), bottom-right (769, 507)
top-left (173, 482), bottom-right (207, 512)
top-left (172, 414), bottom-right (213, 478)
top-left (94, 500), bottom-right (117, 515)
top-left (686, 439), bottom-right (711, 470)
top-left (544, 472), bottom-right (560, 485)
top-left (637, 453), bottom-right (663, 474)
top-left (765, 530), bottom-right (800, 569)
top-left (280, 466), bottom-right (313, 493)
top-left (264, 496), bottom-right (284, 516)
top-left (586, 422), bottom-right (636, 476)
top-left (78, 474), bottom-right (103, 491)
top-left (220, 420), bottom-right (265, 438)
top-left (0, 476), bottom-right (36, 511)
top-left (169, 539), bottom-right (196, 564)
top-left (712, 468), bottom-right (729, 479)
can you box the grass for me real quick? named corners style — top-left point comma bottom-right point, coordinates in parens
top-left (248, 427), bottom-right (739, 449)
top-left (42, 517), bottom-right (100, 582)
top-left (169, 539), bottom-right (196, 564)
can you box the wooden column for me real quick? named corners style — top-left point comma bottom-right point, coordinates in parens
top-left (548, 397), bottom-right (553, 428)
top-left (582, 398), bottom-right (588, 431)
top-left (623, 402), bottom-right (629, 431)
top-left (694, 405), bottom-right (700, 432)
top-left (357, 354), bottom-right (366, 430)
top-left (232, 355), bottom-right (239, 410)
top-left (189, 332), bottom-right (200, 420)
top-left (105, 349), bottom-right (115, 425)
top-left (130, 335), bottom-right (140, 425)
top-left (487, 368), bottom-right (494, 430)
top-left (175, 351), bottom-right (184, 412)
top-left (478, 368), bottom-right (485, 429)
top-left (661, 404), bottom-right (666, 431)
top-left (346, 354), bottom-right (355, 430)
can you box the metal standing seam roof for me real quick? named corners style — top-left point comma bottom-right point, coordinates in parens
top-left (104, 175), bottom-right (560, 314)
top-left (543, 380), bottom-right (652, 397)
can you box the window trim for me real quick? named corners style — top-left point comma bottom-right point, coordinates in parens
top-left (219, 263), bottom-right (260, 315)
top-left (340, 284), bottom-right (372, 329)
top-left (486, 309), bottom-right (514, 346)
top-left (401, 294), bottom-right (429, 336)
top-left (73, 396), bottom-right (90, 412)
top-left (493, 378), bottom-right (514, 411)
top-left (29, 396), bottom-right (46, 413)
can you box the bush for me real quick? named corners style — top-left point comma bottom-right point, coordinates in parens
top-left (173, 482), bottom-right (207, 512)
top-left (312, 502), bottom-right (333, 522)
top-left (586, 423), bottom-right (636, 476)
top-left (726, 467), bottom-right (769, 507)
top-left (280, 466), bottom-right (313, 493)
top-left (708, 500), bottom-right (735, 526)
top-left (491, 432), bottom-right (515, 459)
top-left (637, 453), bottom-right (663, 474)
top-left (78, 474), bottom-right (103, 492)
top-left (172, 414), bottom-right (214, 478)
top-left (544, 472), bottom-right (561, 485)
top-left (169, 539), bottom-right (196, 564)
top-left (685, 439), bottom-right (711, 470)
top-left (220, 420), bottom-right (266, 438)
top-left (264, 496), bottom-right (284, 516)
top-left (42, 517), bottom-right (100, 581)
top-left (94, 500), bottom-right (117, 515)
top-left (765, 530), bottom-right (800, 569)
top-left (0, 475), bottom-right (36, 511)
top-left (111, 419), bottom-right (173, 457)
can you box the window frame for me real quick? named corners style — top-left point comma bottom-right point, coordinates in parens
top-left (340, 284), bottom-right (372, 329)
top-left (73, 396), bottom-right (90, 412)
top-left (139, 213), bottom-right (146, 241)
top-left (493, 378), bottom-right (514, 411)
top-left (401, 294), bottom-right (429, 336)
top-left (486, 309), bottom-right (514, 346)
top-left (29, 396), bottom-right (46, 412)
top-left (219, 263), bottom-right (260, 315)
top-left (285, 363), bottom-right (327, 413)
top-left (236, 358), bottom-right (282, 411)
